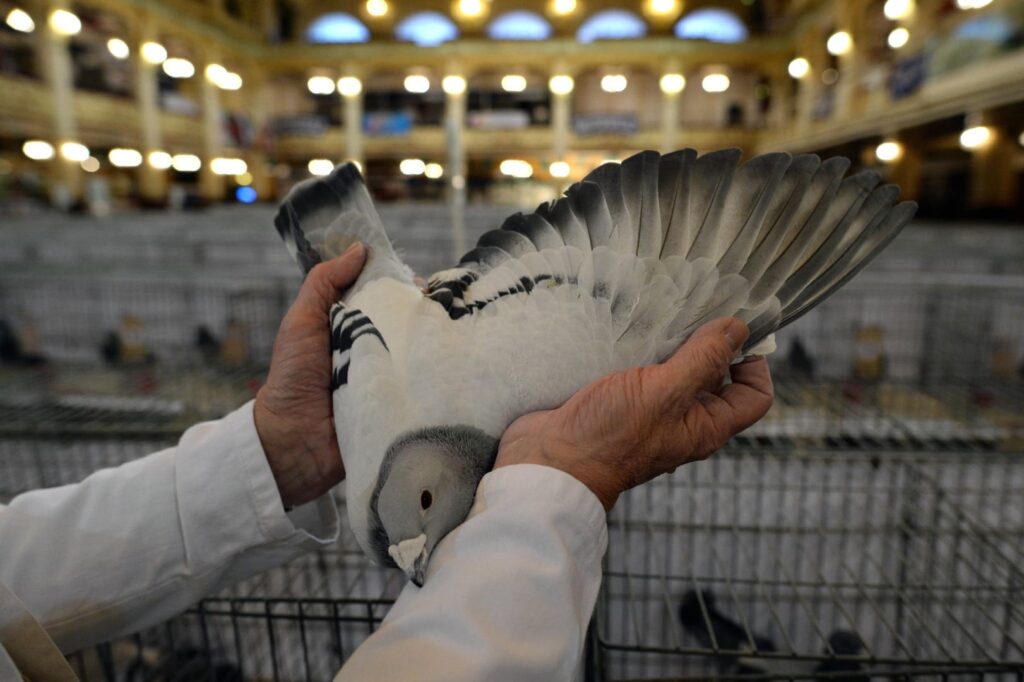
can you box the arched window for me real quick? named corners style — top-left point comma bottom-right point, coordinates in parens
top-left (576, 9), bottom-right (647, 43)
top-left (674, 8), bottom-right (748, 43)
top-left (487, 11), bottom-right (552, 40)
top-left (305, 12), bottom-right (370, 43)
top-left (395, 11), bottom-right (459, 46)
top-left (954, 15), bottom-right (1014, 43)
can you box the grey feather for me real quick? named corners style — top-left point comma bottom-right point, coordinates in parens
top-left (273, 162), bottom-right (411, 291)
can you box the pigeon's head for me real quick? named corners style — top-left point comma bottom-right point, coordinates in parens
top-left (370, 425), bottom-right (498, 586)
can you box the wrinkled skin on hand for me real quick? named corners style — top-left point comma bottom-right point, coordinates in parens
top-left (495, 318), bottom-right (774, 510)
top-left (254, 243), bottom-right (366, 509)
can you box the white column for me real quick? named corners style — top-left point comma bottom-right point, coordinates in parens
top-left (40, 2), bottom-right (81, 200)
top-left (444, 78), bottom-right (467, 259)
top-left (343, 89), bottom-right (364, 168)
top-left (136, 25), bottom-right (166, 202)
top-left (200, 56), bottom-right (225, 201)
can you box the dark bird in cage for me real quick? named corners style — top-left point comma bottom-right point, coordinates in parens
top-left (787, 336), bottom-right (816, 379)
top-left (678, 590), bottom-right (777, 672)
top-left (0, 318), bottom-right (45, 366)
top-left (814, 629), bottom-right (868, 682)
top-left (195, 324), bottom-right (221, 362)
top-left (273, 149), bottom-right (916, 584)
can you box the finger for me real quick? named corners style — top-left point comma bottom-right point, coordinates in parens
top-left (296, 243), bottom-right (366, 314)
top-left (703, 356), bottom-right (774, 434)
top-left (652, 317), bottom-right (749, 406)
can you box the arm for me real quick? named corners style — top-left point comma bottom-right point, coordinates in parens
top-left (338, 465), bottom-right (606, 681)
top-left (0, 402), bottom-right (337, 653)
top-left (337, 318), bottom-right (774, 681)
top-left (0, 244), bottom-right (368, 653)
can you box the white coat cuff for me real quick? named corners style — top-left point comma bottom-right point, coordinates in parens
top-left (475, 463), bottom-right (608, 566)
top-left (175, 401), bottom-right (339, 568)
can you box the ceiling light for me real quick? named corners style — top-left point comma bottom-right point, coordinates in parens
top-left (424, 162), bottom-right (444, 179)
top-left (1018, 131), bottom-right (1024, 148)
top-left (59, 142), bottom-right (89, 162)
top-left (218, 71), bottom-right (242, 90)
top-left (81, 156), bottom-right (100, 173)
top-left (109, 148), bottom-right (142, 167)
top-left (956, 0), bottom-right (992, 8)
top-left (883, 0), bottom-right (914, 19)
top-left (502, 74), bottom-right (527, 92)
top-left (48, 9), bottom-right (80, 36)
top-left (875, 141), bottom-right (903, 163)
top-left (236, 171), bottom-right (253, 185)
top-left (500, 159), bottom-right (533, 178)
top-left (458, 0), bottom-right (485, 18)
top-left (337, 76), bottom-right (362, 97)
top-left (827, 31), bottom-right (853, 56)
top-left (659, 73), bottom-right (685, 94)
top-left (701, 73), bottom-right (730, 93)
top-left (959, 126), bottom-right (992, 150)
top-left (404, 75), bottom-right (430, 93)
top-left (400, 158), bottom-right (426, 176)
top-left (107, 37), bottom-right (129, 59)
top-left (141, 41), bottom-right (167, 65)
top-left (162, 58), bottom-right (195, 79)
top-left (206, 64), bottom-right (226, 82)
top-left (366, 0), bottom-right (389, 17)
top-left (308, 159), bottom-right (334, 176)
top-left (5, 8), bottom-right (34, 32)
top-left (171, 153), bottom-right (201, 172)
top-left (788, 57), bottom-right (810, 79)
top-left (148, 151), bottom-right (172, 169)
top-left (646, 0), bottom-right (678, 16)
top-left (549, 161), bottom-right (570, 178)
top-left (887, 27), bottom-right (909, 49)
top-left (549, 74), bottom-right (574, 95)
top-left (551, 0), bottom-right (576, 16)
top-left (211, 158), bottom-right (247, 175)
top-left (600, 74), bottom-right (628, 93)
top-left (443, 75), bottom-right (467, 95)
top-left (308, 75), bottom-right (336, 95)
top-left (22, 140), bottom-right (54, 161)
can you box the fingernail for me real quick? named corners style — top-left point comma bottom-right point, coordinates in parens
top-left (723, 319), bottom-right (748, 353)
top-left (344, 242), bottom-right (364, 257)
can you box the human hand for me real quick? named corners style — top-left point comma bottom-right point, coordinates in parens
top-left (495, 318), bottom-right (773, 510)
top-left (254, 243), bottom-right (366, 509)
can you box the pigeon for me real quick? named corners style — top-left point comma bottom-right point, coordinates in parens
top-left (273, 149), bottom-right (916, 584)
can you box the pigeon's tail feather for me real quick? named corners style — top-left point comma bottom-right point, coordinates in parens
top-left (431, 149), bottom-right (915, 362)
top-left (273, 162), bottom-right (413, 293)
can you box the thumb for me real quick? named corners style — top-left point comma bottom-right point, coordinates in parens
top-left (652, 317), bottom-right (749, 405)
top-left (296, 242), bottom-right (366, 314)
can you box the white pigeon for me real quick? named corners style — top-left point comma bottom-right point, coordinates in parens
top-left (273, 148), bottom-right (916, 585)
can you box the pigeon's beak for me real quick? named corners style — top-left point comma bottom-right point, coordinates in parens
top-left (388, 534), bottom-right (430, 586)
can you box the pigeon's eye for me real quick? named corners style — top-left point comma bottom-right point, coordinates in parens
top-left (420, 490), bottom-right (433, 510)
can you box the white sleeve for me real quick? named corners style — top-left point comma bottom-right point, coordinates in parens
top-left (0, 401), bottom-right (339, 653)
top-left (336, 463), bottom-right (608, 682)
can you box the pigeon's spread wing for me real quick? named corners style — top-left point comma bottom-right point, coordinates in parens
top-left (426, 149), bottom-right (917, 365)
top-left (275, 162), bottom-right (413, 294)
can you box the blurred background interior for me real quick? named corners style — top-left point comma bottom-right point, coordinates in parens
top-left (1, 0), bottom-right (1023, 679)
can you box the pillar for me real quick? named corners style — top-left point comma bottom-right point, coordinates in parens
top-left (444, 67), bottom-right (467, 259)
top-left (659, 59), bottom-right (680, 153)
top-left (550, 61), bottom-right (572, 163)
top-left (39, 1), bottom-right (81, 202)
top-left (199, 49), bottom-right (225, 201)
top-left (136, 20), bottom-right (167, 203)
top-left (341, 65), bottom-right (364, 168)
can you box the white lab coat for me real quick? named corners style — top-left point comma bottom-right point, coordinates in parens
top-left (0, 401), bottom-right (607, 680)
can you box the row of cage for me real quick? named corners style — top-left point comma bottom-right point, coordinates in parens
top-left (40, 443), bottom-right (1022, 681)
top-left (1, 365), bottom-right (1021, 680)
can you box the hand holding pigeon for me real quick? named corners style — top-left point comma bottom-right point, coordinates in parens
top-left (495, 317), bottom-right (773, 510)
